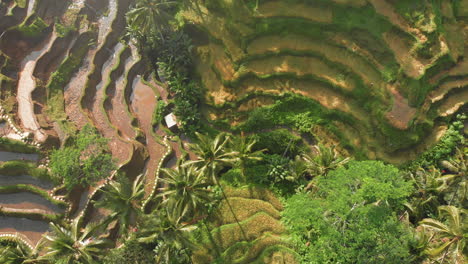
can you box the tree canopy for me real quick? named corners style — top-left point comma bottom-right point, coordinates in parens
top-left (283, 161), bottom-right (415, 263)
top-left (49, 125), bottom-right (115, 190)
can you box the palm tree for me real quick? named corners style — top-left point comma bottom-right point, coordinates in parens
top-left (405, 167), bottom-right (446, 221)
top-left (0, 239), bottom-right (39, 264)
top-left (186, 132), bottom-right (237, 183)
top-left (39, 218), bottom-right (111, 264)
top-left (158, 163), bottom-right (212, 219)
top-left (439, 147), bottom-right (467, 206)
top-left (419, 205), bottom-right (467, 263)
top-left (94, 174), bottom-right (145, 236)
top-left (303, 144), bottom-right (350, 190)
top-left (229, 133), bottom-right (264, 181)
top-left (138, 207), bottom-right (197, 263)
top-left (126, 0), bottom-right (177, 40)
top-left (185, 132), bottom-right (248, 241)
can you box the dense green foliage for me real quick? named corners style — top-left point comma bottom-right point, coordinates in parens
top-left (250, 129), bottom-right (304, 158)
top-left (283, 161), bottom-right (415, 263)
top-left (49, 125), bottom-right (115, 190)
top-left (155, 30), bottom-right (202, 135)
top-left (408, 114), bottom-right (466, 170)
top-left (103, 238), bottom-right (154, 264)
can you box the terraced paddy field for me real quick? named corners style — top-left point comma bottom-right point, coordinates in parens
top-left (0, 0), bottom-right (466, 263)
top-left (193, 186), bottom-right (299, 264)
top-left (182, 0), bottom-right (468, 162)
top-left (0, 0), bottom-right (176, 250)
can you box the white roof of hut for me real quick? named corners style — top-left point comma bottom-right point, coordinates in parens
top-left (165, 113), bottom-right (177, 128)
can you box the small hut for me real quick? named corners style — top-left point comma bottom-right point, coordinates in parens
top-left (164, 113), bottom-right (178, 132)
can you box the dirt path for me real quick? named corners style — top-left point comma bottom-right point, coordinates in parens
top-left (17, 32), bottom-right (57, 142)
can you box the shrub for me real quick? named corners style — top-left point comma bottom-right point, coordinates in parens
top-left (154, 30), bottom-right (203, 135)
top-left (18, 17), bottom-right (48, 38)
top-left (49, 125), bottom-right (116, 191)
top-left (103, 238), bottom-right (154, 264)
top-left (407, 114), bottom-right (466, 169)
top-left (250, 129), bottom-right (304, 158)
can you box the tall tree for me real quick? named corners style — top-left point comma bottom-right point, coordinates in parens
top-left (49, 124), bottom-right (115, 191)
top-left (126, 0), bottom-right (176, 40)
top-left (283, 161), bottom-right (414, 263)
top-left (186, 132), bottom-right (248, 240)
top-left (405, 167), bottom-right (446, 222)
top-left (419, 205), bottom-right (467, 263)
top-left (302, 143), bottom-right (350, 190)
top-left (39, 218), bottom-right (111, 264)
top-left (229, 134), bottom-right (264, 181)
top-left (138, 208), bottom-right (197, 264)
top-left (186, 132), bottom-right (237, 183)
top-left (0, 239), bottom-right (39, 264)
top-left (94, 174), bottom-right (145, 236)
top-left (158, 163), bottom-right (212, 219)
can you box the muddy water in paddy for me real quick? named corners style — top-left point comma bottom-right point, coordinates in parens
top-left (0, 216), bottom-right (48, 245)
top-left (106, 53), bottom-right (137, 140)
top-left (90, 43), bottom-right (132, 163)
top-left (0, 121), bottom-right (10, 136)
top-left (98, 0), bottom-right (118, 43)
top-left (17, 32), bottom-right (56, 142)
top-left (64, 0), bottom-right (116, 129)
top-left (130, 76), bottom-right (164, 194)
top-left (96, 42), bottom-right (124, 91)
top-left (0, 192), bottom-right (62, 213)
top-left (0, 151), bottom-right (38, 162)
top-left (0, 174), bottom-right (52, 189)
top-left (27, 0), bottom-right (35, 17)
top-left (64, 46), bottom-right (96, 129)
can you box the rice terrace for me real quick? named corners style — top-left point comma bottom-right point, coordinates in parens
top-left (0, 0), bottom-right (466, 263)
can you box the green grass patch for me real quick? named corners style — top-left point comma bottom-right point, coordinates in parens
top-left (212, 197), bottom-right (281, 226)
top-left (0, 160), bottom-right (57, 184)
top-left (0, 137), bottom-right (37, 153)
top-left (46, 32), bottom-right (94, 131)
top-left (15, 0), bottom-right (27, 8)
top-left (0, 208), bottom-right (62, 223)
top-left (17, 16), bottom-right (48, 38)
top-left (0, 184), bottom-right (67, 207)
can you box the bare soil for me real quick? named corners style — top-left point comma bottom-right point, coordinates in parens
top-left (385, 87), bottom-right (417, 129)
top-left (0, 216), bottom-right (48, 246)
